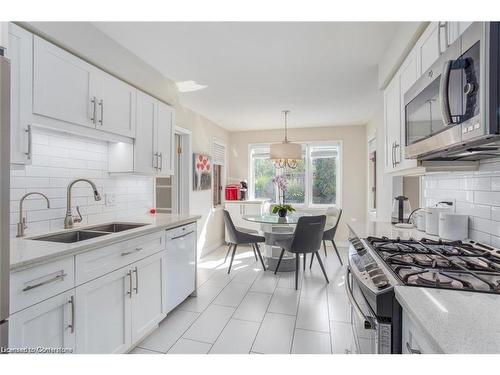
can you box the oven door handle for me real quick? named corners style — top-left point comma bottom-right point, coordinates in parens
top-left (345, 267), bottom-right (376, 330)
top-left (439, 60), bottom-right (453, 126)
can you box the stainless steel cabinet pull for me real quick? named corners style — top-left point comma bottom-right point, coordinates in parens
top-left (121, 247), bottom-right (143, 256)
top-left (344, 267), bottom-right (376, 330)
top-left (25, 125), bottom-right (32, 160)
top-left (153, 152), bottom-right (158, 170)
top-left (171, 230), bottom-right (194, 241)
top-left (90, 97), bottom-right (97, 124)
top-left (133, 267), bottom-right (139, 294)
top-left (22, 272), bottom-right (67, 292)
top-left (98, 99), bottom-right (104, 126)
top-left (127, 270), bottom-right (133, 298)
top-left (159, 152), bottom-right (163, 170)
top-left (406, 342), bottom-right (421, 354)
top-left (68, 295), bottom-right (75, 333)
top-left (437, 22), bottom-right (448, 55)
top-left (394, 143), bottom-right (400, 166)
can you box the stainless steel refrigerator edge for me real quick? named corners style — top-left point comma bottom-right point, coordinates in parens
top-left (0, 46), bottom-right (11, 350)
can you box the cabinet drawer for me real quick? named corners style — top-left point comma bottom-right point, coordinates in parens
top-left (75, 231), bottom-right (165, 285)
top-left (402, 310), bottom-right (441, 354)
top-left (10, 257), bottom-right (75, 314)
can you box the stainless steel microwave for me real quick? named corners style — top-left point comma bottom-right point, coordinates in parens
top-left (404, 22), bottom-right (500, 161)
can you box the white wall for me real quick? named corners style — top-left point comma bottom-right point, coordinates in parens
top-left (422, 158), bottom-right (500, 247)
top-left (10, 127), bottom-right (153, 237)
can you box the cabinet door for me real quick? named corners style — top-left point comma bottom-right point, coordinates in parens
top-left (156, 101), bottom-right (175, 176)
top-left (398, 50), bottom-right (419, 170)
top-left (134, 91), bottom-right (157, 174)
top-left (97, 70), bottom-right (136, 137)
top-left (75, 267), bottom-right (132, 354)
top-left (383, 77), bottom-right (400, 173)
top-left (417, 22), bottom-right (440, 74)
top-left (9, 290), bottom-right (76, 352)
top-left (7, 23), bottom-right (32, 165)
top-left (131, 251), bottom-right (166, 343)
top-left (33, 36), bottom-right (98, 128)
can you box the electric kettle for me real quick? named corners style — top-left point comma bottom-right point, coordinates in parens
top-left (391, 196), bottom-right (412, 224)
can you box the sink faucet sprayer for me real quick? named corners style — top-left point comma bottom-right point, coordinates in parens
top-left (65, 179), bottom-right (101, 229)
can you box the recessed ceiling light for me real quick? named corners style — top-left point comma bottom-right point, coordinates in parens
top-left (176, 80), bottom-right (207, 93)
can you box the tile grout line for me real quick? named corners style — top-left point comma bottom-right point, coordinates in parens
top-left (289, 255), bottom-right (305, 354)
top-left (208, 254), bottom-right (277, 354)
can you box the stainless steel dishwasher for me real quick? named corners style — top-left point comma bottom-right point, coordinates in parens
top-left (165, 223), bottom-right (197, 313)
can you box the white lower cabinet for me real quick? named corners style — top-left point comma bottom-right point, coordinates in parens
top-left (75, 250), bottom-right (167, 353)
top-left (75, 266), bottom-right (132, 354)
top-left (402, 310), bottom-right (441, 354)
top-left (130, 251), bottom-right (167, 343)
top-left (9, 290), bottom-right (76, 353)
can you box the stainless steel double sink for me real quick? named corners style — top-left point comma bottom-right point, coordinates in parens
top-left (28, 223), bottom-right (148, 243)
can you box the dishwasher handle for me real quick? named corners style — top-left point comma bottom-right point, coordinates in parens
top-left (170, 230), bottom-right (195, 241)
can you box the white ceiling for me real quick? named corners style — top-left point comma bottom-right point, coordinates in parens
top-left (93, 22), bottom-right (401, 131)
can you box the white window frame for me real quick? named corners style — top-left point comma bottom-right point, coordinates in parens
top-left (212, 138), bottom-right (227, 209)
top-left (248, 141), bottom-right (342, 209)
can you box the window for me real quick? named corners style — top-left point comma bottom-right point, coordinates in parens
top-left (249, 142), bottom-right (341, 207)
top-left (212, 140), bottom-right (226, 208)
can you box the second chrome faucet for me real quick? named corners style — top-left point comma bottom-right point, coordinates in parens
top-left (64, 179), bottom-right (102, 229)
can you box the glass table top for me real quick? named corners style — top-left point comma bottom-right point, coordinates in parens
top-left (242, 213), bottom-right (311, 225)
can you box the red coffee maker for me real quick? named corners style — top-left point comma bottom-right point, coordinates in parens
top-left (225, 184), bottom-right (240, 201)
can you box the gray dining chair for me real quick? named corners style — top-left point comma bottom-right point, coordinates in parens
top-left (274, 215), bottom-right (328, 290)
top-left (223, 210), bottom-right (266, 274)
top-left (310, 207), bottom-right (343, 268)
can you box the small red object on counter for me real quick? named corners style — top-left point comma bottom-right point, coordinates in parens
top-left (150, 208), bottom-right (157, 214)
top-left (225, 184), bottom-right (240, 200)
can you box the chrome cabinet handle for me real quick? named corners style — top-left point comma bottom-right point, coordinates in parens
top-left (437, 22), bottom-right (448, 55)
top-left (22, 272), bottom-right (67, 292)
top-left (25, 125), bottom-right (32, 160)
top-left (98, 99), bottom-right (104, 126)
top-left (394, 143), bottom-right (400, 165)
top-left (153, 152), bottom-right (158, 170)
top-left (171, 230), bottom-right (194, 241)
top-left (344, 267), bottom-right (376, 330)
top-left (127, 270), bottom-right (133, 298)
top-left (68, 295), bottom-right (75, 333)
top-left (133, 267), bottom-right (139, 294)
top-left (391, 142), bottom-right (395, 168)
top-left (121, 247), bottom-right (143, 256)
top-left (90, 97), bottom-right (97, 124)
top-left (159, 152), bottom-right (163, 171)
top-left (406, 342), bottom-right (421, 354)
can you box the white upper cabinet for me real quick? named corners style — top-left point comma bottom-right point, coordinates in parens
top-left (447, 22), bottom-right (473, 46)
top-left (415, 22), bottom-right (440, 75)
top-left (134, 91), bottom-right (157, 174)
top-left (33, 36), bottom-right (98, 128)
top-left (95, 70), bottom-right (137, 138)
top-left (384, 76), bottom-right (400, 173)
top-left (156, 101), bottom-right (175, 176)
top-left (130, 91), bottom-right (175, 176)
top-left (7, 23), bottom-right (32, 166)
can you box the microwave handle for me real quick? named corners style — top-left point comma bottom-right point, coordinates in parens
top-left (345, 267), bottom-right (376, 330)
top-left (439, 60), bottom-right (453, 126)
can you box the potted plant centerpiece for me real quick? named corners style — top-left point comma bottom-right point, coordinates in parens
top-left (272, 176), bottom-right (296, 218)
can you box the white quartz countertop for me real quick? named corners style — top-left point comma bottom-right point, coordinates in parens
top-left (345, 220), bottom-right (439, 241)
top-left (10, 214), bottom-right (201, 272)
top-left (395, 286), bottom-right (500, 353)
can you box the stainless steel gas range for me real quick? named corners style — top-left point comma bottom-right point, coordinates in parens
top-left (346, 224), bottom-right (500, 354)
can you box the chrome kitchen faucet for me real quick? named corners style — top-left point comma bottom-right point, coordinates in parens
top-left (17, 192), bottom-right (50, 237)
top-left (65, 179), bottom-right (101, 229)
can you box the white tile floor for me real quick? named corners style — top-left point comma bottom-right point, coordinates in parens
top-left (131, 243), bottom-right (358, 354)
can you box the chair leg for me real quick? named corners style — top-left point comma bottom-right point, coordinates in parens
top-left (274, 248), bottom-right (285, 275)
top-left (309, 252), bottom-right (315, 269)
top-left (295, 253), bottom-right (300, 290)
top-left (224, 244), bottom-right (233, 263)
top-left (332, 240), bottom-right (343, 266)
top-left (228, 244), bottom-right (238, 274)
top-left (303, 253), bottom-right (306, 270)
top-left (314, 251), bottom-right (329, 284)
top-left (254, 243), bottom-right (266, 271)
top-left (251, 244), bottom-right (258, 261)
top-left (323, 240), bottom-right (328, 257)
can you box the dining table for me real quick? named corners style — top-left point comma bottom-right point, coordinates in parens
top-left (242, 213), bottom-right (314, 272)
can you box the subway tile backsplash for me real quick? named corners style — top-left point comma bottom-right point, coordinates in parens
top-left (10, 127), bottom-right (154, 237)
top-left (422, 158), bottom-right (500, 247)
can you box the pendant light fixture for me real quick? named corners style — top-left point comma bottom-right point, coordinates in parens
top-left (270, 110), bottom-right (302, 169)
